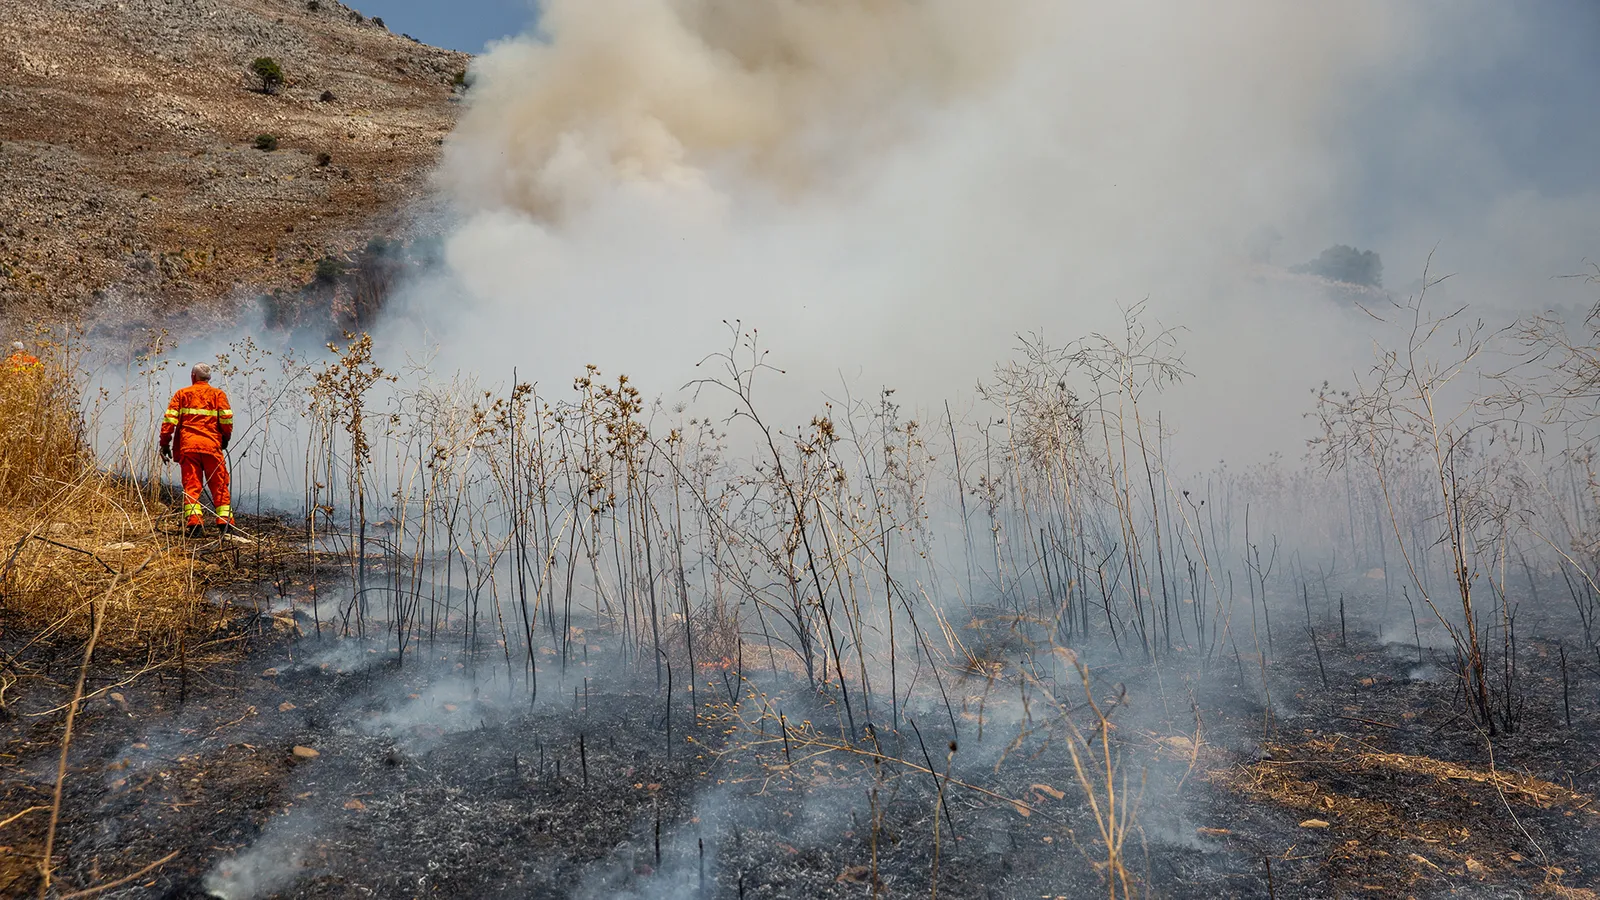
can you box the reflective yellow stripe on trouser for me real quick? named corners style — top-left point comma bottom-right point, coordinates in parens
top-left (184, 504), bottom-right (204, 518)
top-left (216, 505), bottom-right (232, 522)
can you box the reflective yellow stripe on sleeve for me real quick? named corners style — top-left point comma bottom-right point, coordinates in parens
top-left (164, 409), bottom-right (179, 424)
top-left (219, 408), bottom-right (234, 424)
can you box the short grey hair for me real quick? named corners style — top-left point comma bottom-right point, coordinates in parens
top-left (191, 363), bottom-right (213, 382)
top-left (10, 342), bottom-right (22, 352)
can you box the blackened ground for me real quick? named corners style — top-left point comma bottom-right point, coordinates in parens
top-left (1, 594), bottom-right (1598, 899)
top-left (0, 622), bottom-right (711, 898)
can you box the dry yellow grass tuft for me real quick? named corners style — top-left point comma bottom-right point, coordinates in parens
top-left (0, 471), bottom-right (210, 647)
top-left (0, 340), bottom-right (87, 504)
top-left (1213, 735), bottom-right (1598, 894)
top-left (0, 344), bottom-right (269, 656)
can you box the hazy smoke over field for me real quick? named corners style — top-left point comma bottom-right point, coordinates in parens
top-left (382, 0), bottom-right (1600, 462)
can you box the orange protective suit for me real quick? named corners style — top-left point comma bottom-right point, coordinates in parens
top-left (160, 383), bottom-right (234, 526)
top-left (5, 352), bottom-right (41, 373)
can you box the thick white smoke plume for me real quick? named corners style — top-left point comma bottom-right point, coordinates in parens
top-left (443, 0), bottom-right (1028, 218)
top-left (374, 0), bottom-right (1598, 463)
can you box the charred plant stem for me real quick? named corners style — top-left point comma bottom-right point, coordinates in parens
top-left (41, 577), bottom-right (116, 896)
top-left (870, 783), bottom-right (882, 899)
top-left (1403, 586), bottom-right (1422, 664)
top-left (659, 646), bottom-right (674, 760)
top-left (1561, 644), bottom-right (1571, 727)
top-left (908, 718), bottom-right (956, 838)
top-left (1309, 626), bottom-right (1328, 690)
top-left (1304, 586), bottom-right (1327, 689)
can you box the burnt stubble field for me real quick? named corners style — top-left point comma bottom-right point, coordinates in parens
top-left (3, 570), bottom-right (1597, 899)
top-left (6, 299), bottom-right (1600, 899)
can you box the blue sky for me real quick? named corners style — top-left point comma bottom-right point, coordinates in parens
top-left (1344, 2), bottom-right (1600, 239)
top-left (352, 0), bottom-right (535, 53)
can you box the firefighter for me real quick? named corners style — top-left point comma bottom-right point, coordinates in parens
top-left (6, 341), bottom-right (42, 372)
top-left (160, 363), bottom-right (234, 538)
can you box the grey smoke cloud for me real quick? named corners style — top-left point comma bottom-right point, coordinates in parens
top-left (376, 0), bottom-right (1599, 464)
top-left (441, 0), bottom-right (1032, 219)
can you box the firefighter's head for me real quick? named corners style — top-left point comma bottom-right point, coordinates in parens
top-left (191, 363), bottom-right (213, 384)
top-left (10, 342), bottom-right (21, 353)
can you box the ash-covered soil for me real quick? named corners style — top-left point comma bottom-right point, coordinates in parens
top-left (2, 594), bottom-right (1598, 899)
top-left (0, 623), bottom-right (713, 898)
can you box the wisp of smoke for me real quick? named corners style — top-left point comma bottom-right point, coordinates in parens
top-left (201, 809), bottom-right (315, 899)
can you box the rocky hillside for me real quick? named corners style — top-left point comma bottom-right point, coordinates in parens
top-left (0, 0), bottom-right (469, 320)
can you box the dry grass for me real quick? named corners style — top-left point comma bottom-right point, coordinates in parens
top-left (0, 343), bottom-right (87, 504)
top-left (1, 470), bottom-right (209, 645)
top-left (1214, 735), bottom-right (1597, 892)
top-left (0, 349), bottom-right (264, 661)
top-left (1227, 736), bottom-right (1594, 818)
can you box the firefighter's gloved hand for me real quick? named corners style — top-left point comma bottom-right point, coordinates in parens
top-left (220, 438), bottom-right (229, 451)
top-left (160, 446), bottom-right (172, 463)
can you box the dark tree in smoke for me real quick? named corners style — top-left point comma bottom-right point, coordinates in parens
top-left (1293, 244), bottom-right (1384, 287)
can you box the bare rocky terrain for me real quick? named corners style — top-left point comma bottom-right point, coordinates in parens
top-left (0, 0), bottom-right (468, 322)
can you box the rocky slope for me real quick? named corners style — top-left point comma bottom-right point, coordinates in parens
top-left (0, 0), bottom-right (469, 322)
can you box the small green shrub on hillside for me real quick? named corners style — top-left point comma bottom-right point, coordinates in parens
top-left (251, 57), bottom-right (284, 94)
top-left (254, 133), bottom-right (279, 151)
top-left (306, 0), bottom-right (320, 10)
top-left (315, 256), bottom-right (345, 283)
top-left (371, 17), bottom-right (385, 29)
top-left (316, 152), bottom-right (332, 167)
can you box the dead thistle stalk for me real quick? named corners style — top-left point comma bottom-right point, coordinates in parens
top-left (40, 573), bottom-right (118, 896)
top-left (1051, 649), bottom-right (1144, 900)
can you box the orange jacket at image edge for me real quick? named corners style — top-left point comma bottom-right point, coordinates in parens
top-left (5, 352), bottom-right (41, 371)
